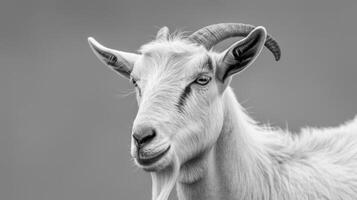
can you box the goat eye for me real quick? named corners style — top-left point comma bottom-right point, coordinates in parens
top-left (131, 78), bottom-right (138, 87)
top-left (195, 75), bottom-right (211, 86)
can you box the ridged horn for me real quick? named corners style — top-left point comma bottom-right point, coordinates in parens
top-left (189, 23), bottom-right (281, 61)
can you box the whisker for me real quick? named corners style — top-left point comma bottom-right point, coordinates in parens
top-left (116, 88), bottom-right (136, 98)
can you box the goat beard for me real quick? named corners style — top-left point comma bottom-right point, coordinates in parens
top-left (151, 152), bottom-right (180, 200)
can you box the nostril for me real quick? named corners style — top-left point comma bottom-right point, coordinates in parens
top-left (140, 130), bottom-right (156, 144)
top-left (133, 127), bottom-right (156, 147)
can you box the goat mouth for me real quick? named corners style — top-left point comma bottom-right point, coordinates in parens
top-left (137, 146), bottom-right (171, 166)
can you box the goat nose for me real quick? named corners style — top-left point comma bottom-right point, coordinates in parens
top-left (132, 126), bottom-right (156, 147)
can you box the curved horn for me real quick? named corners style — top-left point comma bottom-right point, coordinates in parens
top-left (189, 23), bottom-right (281, 61)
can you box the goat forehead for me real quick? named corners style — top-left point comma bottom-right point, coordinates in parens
top-left (134, 41), bottom-right (209, 76)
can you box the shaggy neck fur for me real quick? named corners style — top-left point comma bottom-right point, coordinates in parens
top-left (174, 87), bottom-right (357, 200)
top-left (176, 87), bottom-right (275, 200)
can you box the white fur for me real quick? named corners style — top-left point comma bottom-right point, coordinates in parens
top-left (175, 87), bottom-right (357, 200)
top-left (140, 38), bottom-right (357, 200)
top-left (150, 39), bottom-right (357, 200)
top-left (89, 30), bottom-right (357, 200)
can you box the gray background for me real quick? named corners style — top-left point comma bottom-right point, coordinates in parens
top-left (2, 0), bottom-right (357, 199)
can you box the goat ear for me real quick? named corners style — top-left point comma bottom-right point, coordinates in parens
top-left (156, 26), bottom-right (170, 40)
top-left (216, 26), bottom-right (267, 82)
top-left (88, 37), bottom-right (139, 79)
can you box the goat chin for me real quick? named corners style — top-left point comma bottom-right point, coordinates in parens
top-left (151, 152), bottom-right (180, 200)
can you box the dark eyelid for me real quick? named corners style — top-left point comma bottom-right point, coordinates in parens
top-left (130, 78), bottom-right (136, 85)
top-left (130, 76), bottom-right (142, 96)
top-left (130, 76), bottom-right (140, 83)
top-left (190, 72), bottom-right (211, 83)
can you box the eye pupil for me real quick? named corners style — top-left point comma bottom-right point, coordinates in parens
top-left (198, 78), bottom-right (206, 82)
top-left (131, 78), bottom-right (138, 87)
top-left (195, 75), bottom-right (211, 85)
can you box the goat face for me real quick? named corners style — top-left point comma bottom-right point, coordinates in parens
top-left (88, 26), bottom-right (268, 171)
top-left (130, 43), bottom-right (226, 171)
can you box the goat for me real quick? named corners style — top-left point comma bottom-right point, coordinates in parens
top-left (88, 23), bottom-right (357, 200)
